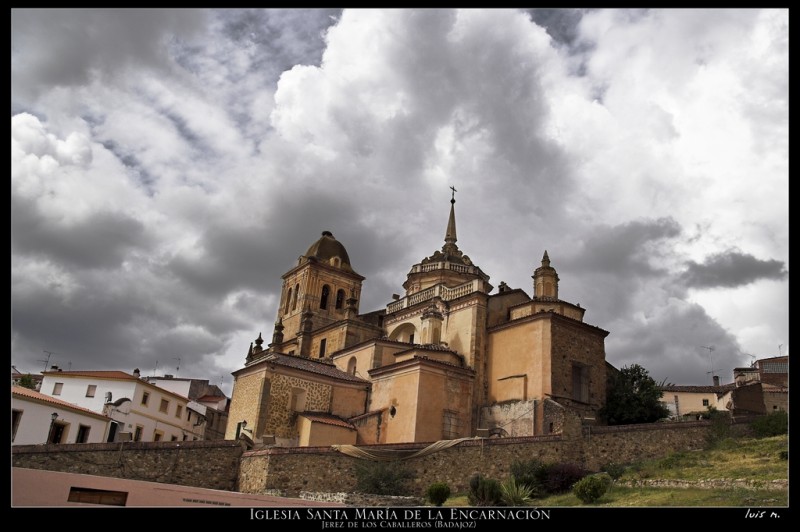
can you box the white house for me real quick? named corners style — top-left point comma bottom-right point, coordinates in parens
top-left (39, 369), bottom-right (205, 442)
top-left (12, 386), bottom-right (110, 445)
top-left (145, 375), bottom-right (230, 440)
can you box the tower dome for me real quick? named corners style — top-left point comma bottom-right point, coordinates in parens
top-left (302, 231), bottom-right (356, 274)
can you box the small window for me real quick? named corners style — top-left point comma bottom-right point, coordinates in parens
top-left (702, 399), bottom-right (709, 407)
top-left (159, 398), bottom-right (169, 413)
top-left (141, 391), bottom-right (150, 406)
top-left (409, 333), bottom-right (415, 344)
top-left (187, 409), bottom-right (192, 421)
top-left (291, 283), bottom-right (299, 311)
top-left (76, 425), bottom-right (91, 443)
top-left (175, 405), bottom-right (183, 418)
top-left (335, 289), bottom-right (345, 309)
top-left (285, 287), bottom-right (293, 315)
top-left (153, 431), bottom-right (163, 442)
top-left (12, 410), bottom-right (22, 442)
top-left (320, 285), bottom-right (330, 309)
top-left (319, 338), bottom-right (327, 358)
top-left (86, 385), bottom-right (97, 397)
top-left (134, 426), bottom-right (143, 442)
top-left (52, 382), bottom-right (63, 395)
top-left (171, 435), bottom-right (178, 441)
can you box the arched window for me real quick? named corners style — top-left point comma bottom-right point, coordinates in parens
top-left (347, 357), bottom-right (357, 375)
top-left (320, 285), bottom-right (330, 309)
top-left (335, 289), bottom-right (345, 310)
top-left (291, 284), bottom-right (299, 311)
top-left (285, 287), bottom-right (293, 315)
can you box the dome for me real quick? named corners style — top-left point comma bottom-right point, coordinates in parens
top-left (302, 231), bottom-right (355, 273)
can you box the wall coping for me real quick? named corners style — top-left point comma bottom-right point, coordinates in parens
top-left (243, 434), bottom-right (564, 457)
top-left (12, 439), bottom-right (243, 455)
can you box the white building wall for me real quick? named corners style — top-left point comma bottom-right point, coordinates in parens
top-left (40, 374), bottom-right (136, 412)
top-left (12, 396), bottom-right (109, 446)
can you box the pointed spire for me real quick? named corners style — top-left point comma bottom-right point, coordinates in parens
top-left (444, 186), bottom-right (458, 248)
top-left (542, 250), bottom-right (550, 267)
top-left (255, 332), bottom-right (264, 347)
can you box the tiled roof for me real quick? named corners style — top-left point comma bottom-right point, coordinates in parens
top-left (196, 394), bottom-right (226, 402)
top-left (263, 353), bottom-right (369, 383)
top-left (12, 386), bottom-right (110, 419)
top-left (42, 370), bottom-right (137, 380)
top-left (660, 384), bottom-right (736, 393)
top-left (298, 412), bottom-right (356, 430)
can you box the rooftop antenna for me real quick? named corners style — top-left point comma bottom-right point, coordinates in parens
top-left (173, 357), bottom-right (181, 377)
top-left (153, 360), bottom-right (158, 378)
top-left (38, 350), bottom-right (56, 372)
top-left (747, 354), bottom-right (757, 368)
top-left (778, 344), bottom-right (783, 357)
top-left (700, 345), bottom-right (716, 382)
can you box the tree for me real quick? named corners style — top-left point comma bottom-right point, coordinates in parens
top-left (18, 374), bottom-right (37, 390)
top-left (599, 363), bottom-right (669, 425)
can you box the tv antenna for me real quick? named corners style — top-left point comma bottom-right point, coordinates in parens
top-left (152, 360), bottom-right (158, 377)
top-left (778, 344), bottom-right (783, 357)
top-left (173, 357), bottom-right (181, 377)
top-left (38, 350), bottom-right (56, 372)
top-left (700, 345), bottom-right (716, 381)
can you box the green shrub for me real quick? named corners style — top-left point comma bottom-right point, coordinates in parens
top-left (543, 462), bottom-right (587, 493)
top-left (426, 482), bottom-right (451, 506)
top-left (751, 411), bottom-right (788, 438)
top-left (705, 410), bottom-right (732, 448)
top-left (778, 450), bottom-right (788, 461)
top-left (355, 461), bottom-right (414, 496)
top-left (468, 474), bottom-right (503, 506)
top-left (573, 473), bottom-right (613, 504)
top-left (601, 462), bottom-right (625, 481)
top-left (499, 477), bottom-right (533, 506)
top-left (509, 458), bottom-right (547, 497)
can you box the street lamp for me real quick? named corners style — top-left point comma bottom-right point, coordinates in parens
top-left (47, 412), bottom-right (58, 444)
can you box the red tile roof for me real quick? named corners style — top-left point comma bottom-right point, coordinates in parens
top-left (41, 370), bottom-right (137, 380)
top-left (260, 353), bottom-right (369, 383)
top-left (298, 412), bottom-right (356, 430)
top-left (12, 386), bottom-right (110, 419)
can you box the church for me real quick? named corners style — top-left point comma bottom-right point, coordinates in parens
top-left (226, 192), bottom-right (611, 446)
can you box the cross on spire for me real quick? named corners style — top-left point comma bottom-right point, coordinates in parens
top-left (449, 185), bottom-right (457, 203)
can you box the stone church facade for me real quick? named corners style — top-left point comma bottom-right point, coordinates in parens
top-left (226, 194), bottom-right (610, 446)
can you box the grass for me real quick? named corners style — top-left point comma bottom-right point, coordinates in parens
top-left (440, 434), bottom-right (788, 507)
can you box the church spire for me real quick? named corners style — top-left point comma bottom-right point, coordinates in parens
top-left (444, 186), bottom-right (457, 247)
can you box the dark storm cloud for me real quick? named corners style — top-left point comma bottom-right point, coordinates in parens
top-left (605, 300), bottom-right (744, 386)
top-left (11, 8), bottom-right (207, 102)
top-left (564, 217), bottom-right (682, 277)
top-left (11, 194), bottom-right (150, 270)
top-left (680, 250), bottom-right (787, 289)
top-left (526, 8), bottom-right (588, 48)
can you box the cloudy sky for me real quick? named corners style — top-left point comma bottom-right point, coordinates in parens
top-left (12, 8), bottom-right (788, 395)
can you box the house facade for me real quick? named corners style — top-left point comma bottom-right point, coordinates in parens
top-left (39, 369), bottom-right (205, 442)
top-left (12, 386), bottom-right (110, 445)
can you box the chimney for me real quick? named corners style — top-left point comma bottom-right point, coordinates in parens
top-left (713, 375), bottom-right (720, 387)
top-left (133, 368), bottom-right (141, 378)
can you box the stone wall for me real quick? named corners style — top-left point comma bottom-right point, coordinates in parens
top-left (11, 439), bottom-right (243, 491)
top-left (239, 418), bottom-right (742, 497)
top-left (13, 416), bottom-right (757, 500)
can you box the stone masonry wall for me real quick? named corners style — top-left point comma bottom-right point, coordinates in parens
top-left (240, 418), bottom-right (736, 497)
top-left (12, 439), bottom-right (243, 491)
top-left (14, 417), bottom-right (753, 500)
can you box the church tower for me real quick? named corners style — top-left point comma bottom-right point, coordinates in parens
top-left (270, 231), bottom-right (365, 357)
top-left (533, 250), bottom-right (559, 300)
